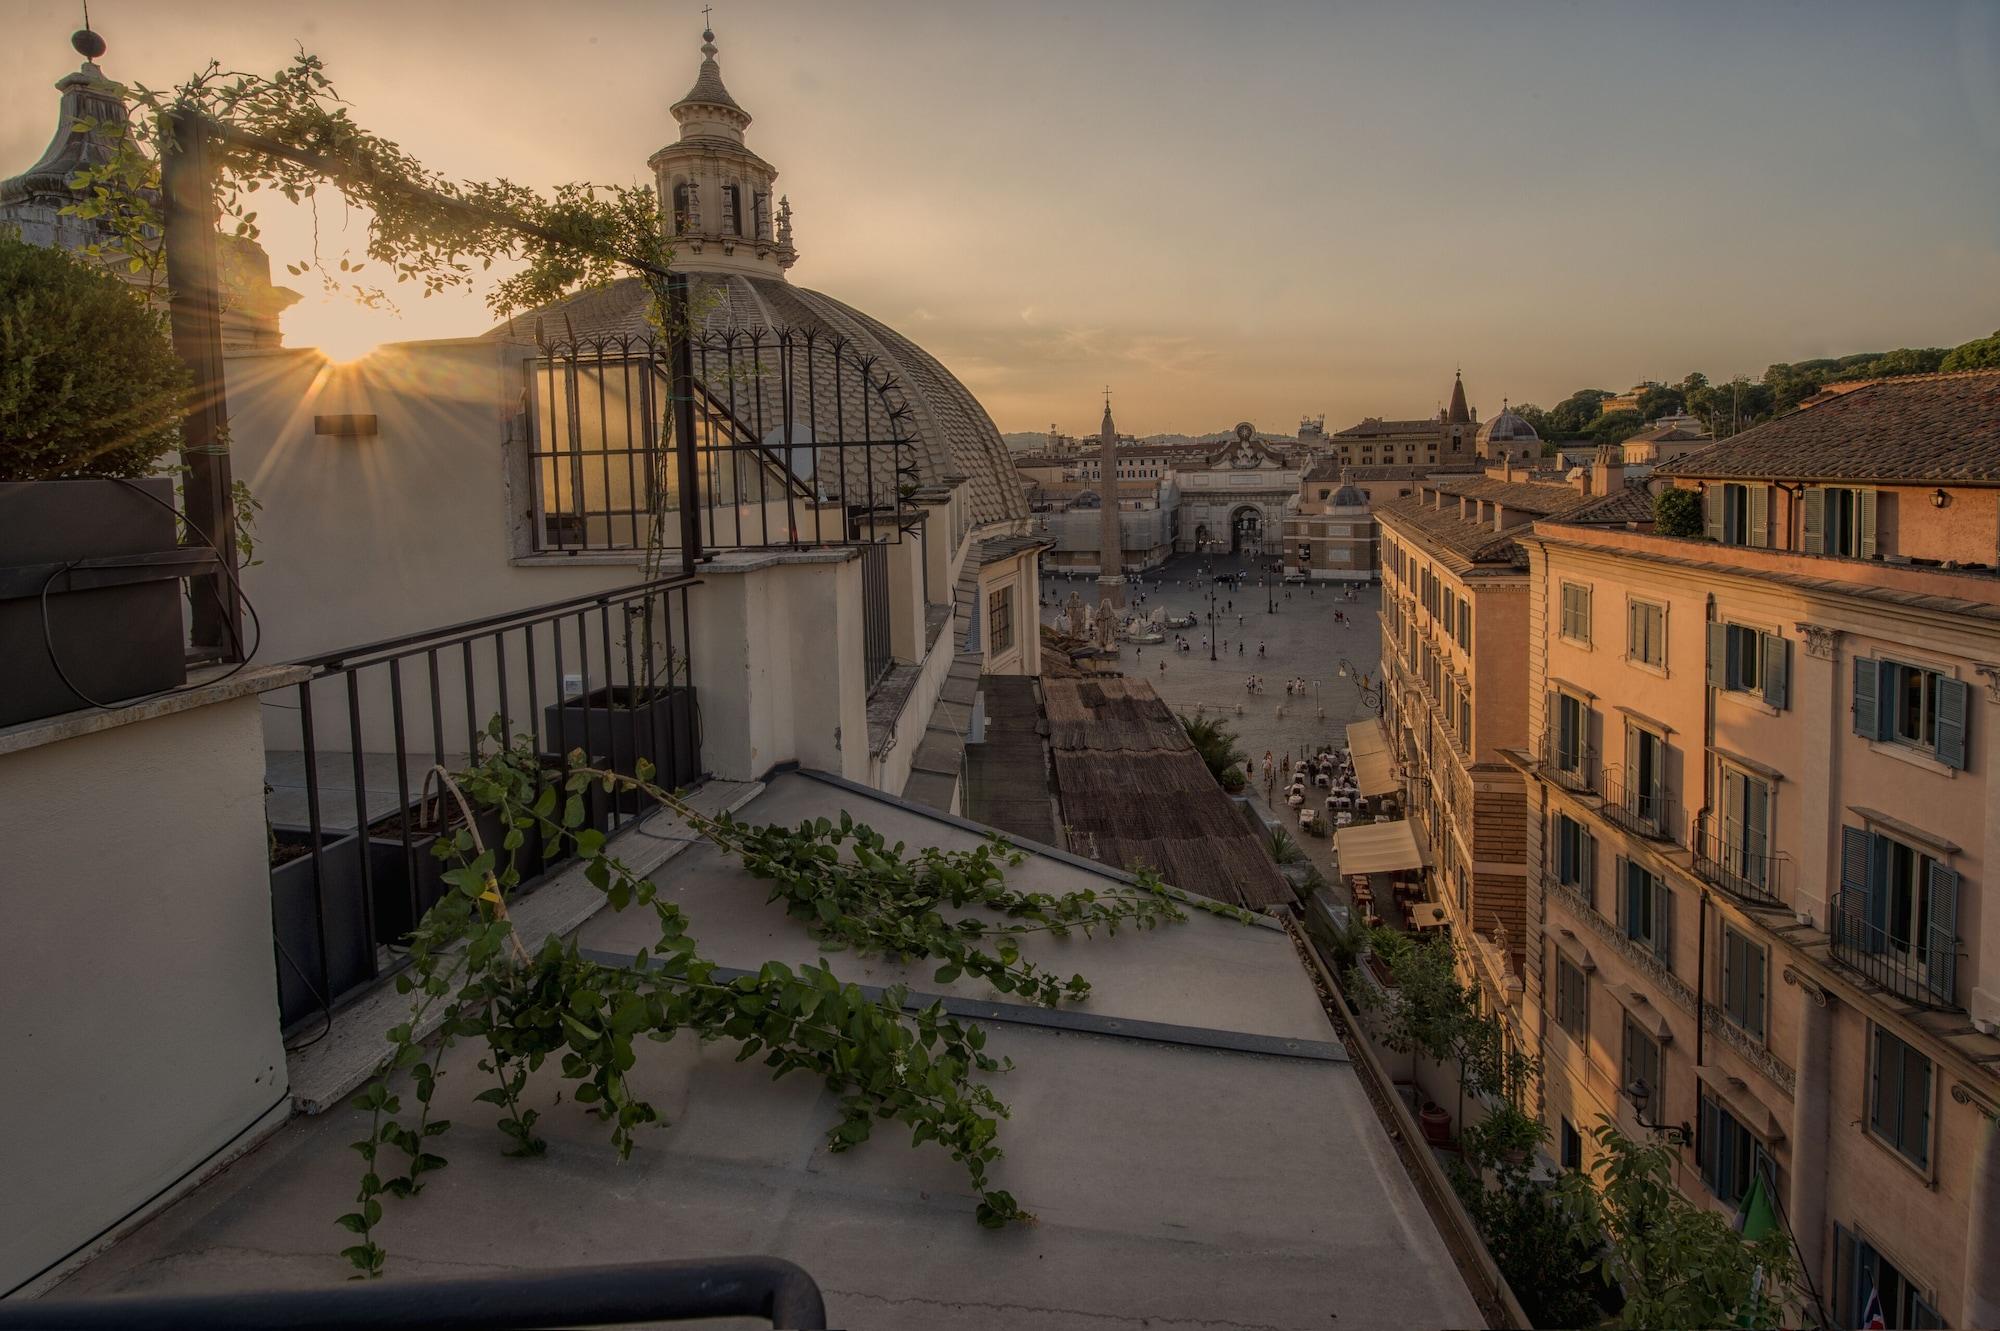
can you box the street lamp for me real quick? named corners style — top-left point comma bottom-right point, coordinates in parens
top-left (1625, 1079), bottom-right (1692, 1148)
top-left (1200, 536), bottom-right (1219, 660)
top-left (1338, 656), bottom-right (1383, 716)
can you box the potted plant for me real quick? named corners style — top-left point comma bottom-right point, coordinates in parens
top-left (1419, 1100), bottom-right (1454, 1146)
top-left (542, 661), bottom-right (698, 812)
top-left (0, 233), bottom-right (200, 726)
top-left (268, 824), bottom-right (373, 1030)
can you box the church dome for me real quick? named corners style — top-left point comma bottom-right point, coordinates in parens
top-left (1477, 406), bottom-right (1539, 447)
top-left (485, 26), bottom-right (1026, 530)
top-left (1329, 482), bottom-right (1368, 508)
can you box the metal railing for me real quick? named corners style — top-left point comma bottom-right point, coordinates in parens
top-left (860, 539), bottom-right (893, 686)
top-left (267, 577), bottom-right (700, 1035)
top-left (1599, 767), bottom-right (1682, 845)
top-left (1537, 732), bottom-right (1599, 795)
top-left (526, 329), bottom-right (921, 558)
top-left (0, 1257), bottom-right (826, 1329)
top-left (1831, 888), bottom-right (1959, 1009)
top-left (1690, 814), bottom-right (1788, 908)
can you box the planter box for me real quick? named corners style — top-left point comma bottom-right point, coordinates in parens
top-left (0, 478), bottom-right (193, 726)
top-left (543, 686), bottom-right (699, 812)
top-left (365, 819), bottom-right (447, 945)
top-left (269, 826), bottom-right (374, 1031)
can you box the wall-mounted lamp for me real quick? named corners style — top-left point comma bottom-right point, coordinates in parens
top-left (1625, 1078), bottom-right (1692, 1148)
top-left (314, 414), bottom-right (379, 438)
top-left (1932, 488), bottom-right (1952, 510)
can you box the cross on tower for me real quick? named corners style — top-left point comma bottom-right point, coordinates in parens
top-left (702, 5), bottom-right (713, 25)
top-left (1103, 385), bottom-right (1112, 409)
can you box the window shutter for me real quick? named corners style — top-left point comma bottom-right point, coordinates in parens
top-left (1802, 487), bottom-right (1826, 554)
top-left (1859, 489), bottom-right (1879, 559)
top-left (1699, 1095), bottom-right (1720, 1188)
top-left (1852, 656), bottom-right (1880, 739)
top-left (1707, 622), bottom-right (1729, 687)
top-left (1839, 825), bottom-right (1872, 952)
top-left (1934, 675), bottom-right (1969, 771)
top-left (1616, 855), bottom-right (1631, 930)
top-left (1704, 486), bottom-right (1724, 542)
top-left (1720, 767), bottom-right (1743, 849)
top-left (1761, 632), bottom-right (1790, 709)
top-left (1927, 862), bottom-right (1959, 1005)
top-left (1750, 944), bottom-right (1767, 1039)
top-left (1833, 1223), bottom-right (1858, 1328)
top-left (1658, 886), bottom-right (1676, 967)
top-left (1749, 484), bottom-right (1770, 548)
top-left (1580, 828), bottom-right (1596, 908)
top-left (1627, 600), bottom-right (1639, 659)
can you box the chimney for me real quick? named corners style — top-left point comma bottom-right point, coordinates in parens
top-left (1593, 444), bottom-right (1625, 498)
top-left (1502, 459), bottom-right (1515, 482)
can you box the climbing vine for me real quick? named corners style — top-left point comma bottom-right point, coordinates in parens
top-left (338, 726), bottom-right (1245, 1274)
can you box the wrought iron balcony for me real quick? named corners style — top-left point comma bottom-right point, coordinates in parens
top-left (1831, 888), bottom-right (1960, 1009)
top-left (1598, 767), bottom-right (1682, 845)
top-left (1536, 732), bottom-right (1598, 795)
top-left (1690, 814), bottom-right (1788, 908)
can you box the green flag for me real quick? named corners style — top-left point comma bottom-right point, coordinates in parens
top-left (1734, 1168), bottom-right (1779, 1243)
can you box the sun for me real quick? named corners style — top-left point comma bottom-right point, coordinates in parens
top-left (284, 297), bottom-right (395, 364)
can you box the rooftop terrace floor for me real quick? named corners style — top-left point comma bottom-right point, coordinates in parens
top-left (53, 770), bottom-right (1481, 1330)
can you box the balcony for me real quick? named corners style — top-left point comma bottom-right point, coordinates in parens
top-left (1597, 768), bottom-right (1682, 846)
top-left (1536, 732), bottom-right (1599, 796)
top-left (1690, 814), bottom-right (1789, 909)
top-left (1831, 888), bottom-right (1961, 1009)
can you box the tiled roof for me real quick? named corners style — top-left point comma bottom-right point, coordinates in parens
top-left (1557, 485), bottom-right (1656, 525)
top-left (1331, 417), bottom-right (1444, 439)
top-left (1373, 495), bottom-right (1529, 569)
top-left (486, 275), bottom-right (1027, 528)
top-left (1042, 678), bottom-right (1293, 909)
top-left (1425, 475), bottom-right (1587, 516)
top-left (1656, 371), bottom-right (2000, 484)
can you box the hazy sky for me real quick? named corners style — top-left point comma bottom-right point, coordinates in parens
top-left (4, 0), bottom-right (1998, 434)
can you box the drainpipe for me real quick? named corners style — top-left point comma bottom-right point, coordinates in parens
top-left (1694, 591), bottom-right (1717, 1165)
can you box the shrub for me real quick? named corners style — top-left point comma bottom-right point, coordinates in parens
top-left (0, 230), bottom-right (188, 481)
top-left (1652, 487), bottom-right (1704, 538)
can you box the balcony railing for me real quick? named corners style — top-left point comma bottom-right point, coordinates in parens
top-left (859, 539), bottom-right (892, 687)
top-left (1598, 767), bottom-right (1682, 845)
top-left (1690, 814), bottom-right (1788, 908)
top-left (1832, 888), bottom-right (1960, 1009)
top-left (1537, 732), bottom-right (1599, 795)
top-left (267, 576), bottom-right (700, 1035)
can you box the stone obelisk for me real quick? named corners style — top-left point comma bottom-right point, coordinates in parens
top-left (1096, 389), bottom-right (1124, 608)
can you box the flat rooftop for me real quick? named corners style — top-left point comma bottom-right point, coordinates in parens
top-left (53, 770), bottom-right (1481, 1330)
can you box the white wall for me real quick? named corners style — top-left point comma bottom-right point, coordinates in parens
top-left (0, 694), bottom-right (291, 1294)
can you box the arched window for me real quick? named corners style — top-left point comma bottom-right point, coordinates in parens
top-left (671, 181), bottom-right (692, 235)
top-left (724, 184), bottom-right (744, 237)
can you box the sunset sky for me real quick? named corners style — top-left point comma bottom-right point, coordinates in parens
top-left (4, 0), bottom-right (1998, 435)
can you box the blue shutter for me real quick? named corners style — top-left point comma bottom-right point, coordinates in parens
top-left (1934, 675), bottom-right (1969, 771)
top-left (1761, 632), bottom-right (1789, 709)
top-left (1927, 862), bottom-right (1959, 1005)
top-left (1852, 656), bottom-right (1880, 739)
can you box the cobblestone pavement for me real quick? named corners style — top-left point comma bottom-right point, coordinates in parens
top-left (1040, 550), bottom-right (1384, 897)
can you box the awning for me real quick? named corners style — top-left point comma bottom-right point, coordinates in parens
top-left (1354, 747), bottom-right (1398, 797)
top-left (1347, 720), bottom-right (1390, 757)
top-left (1335, 819), bottom-right (1429, 875)
top-left (1697, 1065), bottom-right (1787, 1141)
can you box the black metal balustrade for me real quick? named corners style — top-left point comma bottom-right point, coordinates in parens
top-left (859, 539), bottom-right (893, 687)
top-left (1537, 731), bottom-right (1599, 795)
top-left (267, 577), bottom-right (699, 1035)
top-left (1690, 813), bottom-right (1788, 907)
top-left (526, 329), bottom-right (922, 558)
top-left (1598, 767), bottom-right (1683, 845)
top-left (0, 1257), bottom-right (826, 1329)
top-left (1832, 888), bottom-right (1960, 1009)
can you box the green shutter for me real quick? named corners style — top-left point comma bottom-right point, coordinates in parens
top-left (1750, 942), bottom-right (1766, 1038)
top-left (1616, 855), bottom-right (1632, 931)
top-left (1839, 826), bottom-right (1875, 953)
top-left (1802, 487), bottom-right (1826, 554)
top-left (1704, 486), bottom-right (1724, 542)
top-left (1761, 631), bottom-right (1789, 709)
top-left (1748, 484), bottom-right (1770, 548)
top-left (1708, 622), bottom-right (1729, 687)
top-left (1927, 862), bottom-right (1959, 1005)
top-left (1580, 827), bottom-right (1596, 908)
top-left (1852, 656), bottom-right (1881, 738)
top-left (1859, 489), bottom-right (1878, 559)
top-left (1934, 675), bottom-right (1969, 770)
top-left (1658, 884), bottom-right (1676, 968)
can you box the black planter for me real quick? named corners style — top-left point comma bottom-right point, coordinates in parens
top-left (269, 826), bottom-right (374, 1031)
top-left (0, 477), bottom-right (196, 726)
top-left (543, 686), bottom-right (699, 812)
top-left (365, 820), bottom-right (447, 945)
top-left (533, 753), bottom-right (613, 873)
